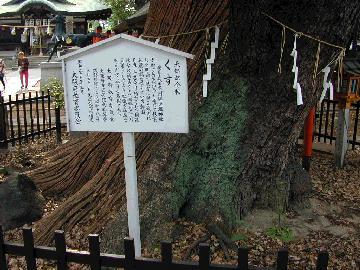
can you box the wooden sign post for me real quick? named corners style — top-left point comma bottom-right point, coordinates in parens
top-left (61, 34), bottom-right (193, 256)
top-left (122, 132), bottom-right (141, 255)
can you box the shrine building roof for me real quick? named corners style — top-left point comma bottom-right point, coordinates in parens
top-left (0, 0), bottom-right (110, 16)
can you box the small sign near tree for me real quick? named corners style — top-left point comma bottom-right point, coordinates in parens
top-left (62, 34), bottom-right (192, 133)
top-left (61, 34), bottom-right (193, 257)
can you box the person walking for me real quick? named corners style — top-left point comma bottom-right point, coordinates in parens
top-left (17, 51), bottom-right (29, 90)
top-left (0, 58), bottom-right (5, 93)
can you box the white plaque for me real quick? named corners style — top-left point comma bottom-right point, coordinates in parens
top-left (62, 34), bottom-right (193, 133)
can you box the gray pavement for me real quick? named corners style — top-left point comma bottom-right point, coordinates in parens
top-left (1, 68), bottom-right (41, 100)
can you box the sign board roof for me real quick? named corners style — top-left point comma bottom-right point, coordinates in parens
top-left (62, 34), bottom-right (194, 133)
top-left (60, 34), bottom-right (194, 61)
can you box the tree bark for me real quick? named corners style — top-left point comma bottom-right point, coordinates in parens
top-left (228, 0), bottom-right (360, 215)
top-left (27, 0), bottom-right (360, 248)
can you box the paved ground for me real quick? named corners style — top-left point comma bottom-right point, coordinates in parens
top-left (1, 68), bottom-right (41, 100)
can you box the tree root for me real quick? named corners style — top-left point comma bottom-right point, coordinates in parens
top-left (182, 235), bottom-right (210, 260)
top-left (207, 223), bottom-right (236, 260)
top-left (32, 133), bottom-right (154, 245)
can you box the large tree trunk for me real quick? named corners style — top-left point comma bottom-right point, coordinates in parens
top-left (228, 0), bottom-right (359, 214)
top-left (27, 0), bottom-right (360, 248)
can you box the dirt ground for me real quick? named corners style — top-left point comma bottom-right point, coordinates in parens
top-left (0, 137), bottom-right (359, 269)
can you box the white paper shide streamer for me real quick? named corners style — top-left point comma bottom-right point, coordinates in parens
top-left (291, 35), bottom-right (303, 105)
top-left (47, 25), bottom-right (52, 35)
top-left (320, 66), bottom-right (333, 103)
top-left (203, 26), bottom-right (220, 97)
top-left (329, 81), bottom-right (334, 100)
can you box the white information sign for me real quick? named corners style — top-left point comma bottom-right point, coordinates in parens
top-left (62, 34), bottom-right (193, 133)
top-left (61, 34), bottom-right (193, 258)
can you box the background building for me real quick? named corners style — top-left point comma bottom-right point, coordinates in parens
top-left (0, 0), bottom-right (111, 54)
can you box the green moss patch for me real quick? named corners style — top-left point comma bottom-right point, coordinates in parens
top-left (171, 76), bottom-right (250, 227)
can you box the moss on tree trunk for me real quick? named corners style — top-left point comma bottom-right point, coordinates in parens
top-left (171, 75), bottom-right (249, 227)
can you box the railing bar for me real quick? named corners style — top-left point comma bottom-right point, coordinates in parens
top-left (41, 91), bottom-right (46, 137)
top-left (8, 96), bottom-right (14, 146)
top-left (0, 127), bottom-right (61, 143)
top-left (352, 102), bottom-right (359, 150)
top-left (330, 102), bottom-right (336, 145)
top-left (15, 94), bottom-right (21, 144)
top-left (161, 241), bottom-right (172, 267)
top-left (324, 100), bottom-right (331, 144)
top-left (0, 227), bottom-right (8, 270)
top-left (23, 228), bottom-right (36, 270)
top-left (29, 92), bottom-right (34, 141)
top-left (199, 243), bottom-right (210, 270)
top-left (22, 93), bottom-right (28, 142)
top-left (36, 92), bottom-right (40, 138)
top-left (0, 97), bottom-right (7, 149)
top-left (276, 248), bottom-right (288, 270)
top-left (55, 230), bottom-right (68, 270)
top-left (47, 90), bottom-right (52, 135)
top-left (55, 106), bottom-right (62, 143)
top-left (124, 238), bottom-right (135, 270)
top-left (318, 100), bottom-right (325, 142)
top-left (3, 243), bottom-right (25, 256)
top-left (89, 234), bottom-right (101, 270)
top-left (316, 251), bottom-right (329, 270)
top-left (237, 248), bottom-right (249, 270)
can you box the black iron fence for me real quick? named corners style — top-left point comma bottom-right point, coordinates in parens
top-left (0, 91), bottom-right (65, 148)
top-left (314, 99), bottom-right (360, 149)
top-left (1, 93), bottom-right (359, 151)
top-left (0, 227), bottom-right (330, 270)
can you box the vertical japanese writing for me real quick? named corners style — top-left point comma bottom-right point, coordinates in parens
top-left (100, 68), bottom-right (107, 122)
top-left (86, 68), bottom-right (94, 122)
top-left (126, 58), bottom-right (134, 122)
top-left (157, 65), bottom-right (164, 122)
top-left (114, 58), bottom-right (122, 119)
top-left (107, 67), bottom-right (115, 122)
top-left (72, 71), bottom-right (81, 124)
top-left (78, 60), bottom-right (84, 94)
top-left (150, 58), bottom-right (158, 122)
top-left (138, 58), bottom-right (146, 116)
top-left (144, 58), bottom-right (151, 121)
top-left (164, 58), bottom-right (172, 87)
top-left (93, 68), bottom-right (100, 122)
top-left (132, 58), bottom-right (140, 122)
top-left (174, 60), bottom-right (181, 95)
top-left (120, 58), bottom-right (128, 122)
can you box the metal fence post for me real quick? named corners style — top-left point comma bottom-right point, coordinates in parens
top-left (0, 227), bottom-right (8, 270)
top-left (55, 106), bottom-right (62, 143)
top-left (0, 96), bottom-right (8, 150)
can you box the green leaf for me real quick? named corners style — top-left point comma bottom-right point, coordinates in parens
top-left (231, 233), bottom-right (247, 242)
top-left (0, 167), bottom-right (9, 175)
top-left (41, 78), bottom-right (64, 109)
top-left (265, 226), bottom-right (295, 243)
top-left (100, 0), bottom-right (136, 29)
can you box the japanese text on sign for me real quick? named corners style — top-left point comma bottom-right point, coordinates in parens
top-left (63, 39), bottom-right (189, 133)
